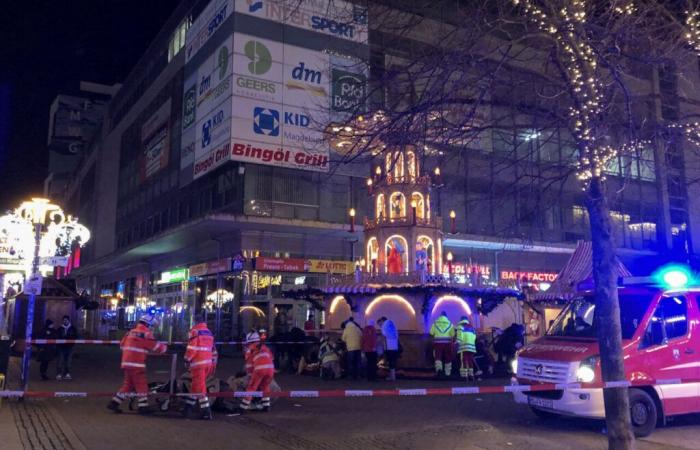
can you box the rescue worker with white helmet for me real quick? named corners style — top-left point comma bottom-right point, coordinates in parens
top-left (107, 314), bottom-right (167, 414)
top-left (240, 330), bottom-right (275, 411)
top-left (182, 313), bottom-right (215, 420)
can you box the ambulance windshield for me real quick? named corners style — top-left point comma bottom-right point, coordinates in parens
top-left (547, 294), bottom-right (653, 339)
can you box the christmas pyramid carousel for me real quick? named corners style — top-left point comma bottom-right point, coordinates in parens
top-left (323, 145), bottom-right (522, 367)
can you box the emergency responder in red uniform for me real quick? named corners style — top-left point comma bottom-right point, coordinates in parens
top-left (240, 331), bottom-right (275, 412)
top-left (183, 313), bottom-right (215, 420)
top-left (107, 314), bottom-right (167, 414)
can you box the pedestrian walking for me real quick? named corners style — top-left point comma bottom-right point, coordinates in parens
top-left (240, 331), bottom-right (275, 412)
top-left (456, 316), bottom-right (477, 381)
top-left (182, 313), bottom-right (215, 420)
top-left (377, 317), bottom-right (399, 381)
top-left (341, 316), bottom-right (362, 379)
top-left (107, 314), bottom-right (167, 414)
top-left (430, 311), bottom-right (455, 378)
top-left (56, 315), bottom-right (77, 380)
top-left (36, 319), bottom-right (57, 380)
top-left (361, 320), bottom-right (378, 381)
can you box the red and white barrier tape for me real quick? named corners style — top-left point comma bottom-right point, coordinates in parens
top-left (27, 339), bottom-right (317, 346)
top-left (0, 378), bottom-right (693, 399)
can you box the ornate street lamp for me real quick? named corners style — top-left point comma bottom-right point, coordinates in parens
top-left (4, 198), bottom-right (90, 390)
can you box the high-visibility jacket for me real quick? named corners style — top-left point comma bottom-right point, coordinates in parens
top-left (430, 316), bottom-right (455, 343)
top-left (319, 340), bottom-right (339, 365)
top-left (251, 344), bottom-right (275, 373)
top-left (185, 323), bottom-right (214, 368)
top-left (120, 323), bottom-right (167, 369)
top-left (456, 326), bottom-right (477, 353)
top-left (244, 347), bottom-right (254, 375)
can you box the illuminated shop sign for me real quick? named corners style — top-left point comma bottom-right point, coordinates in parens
top-left (157, 268), bottom-right (189, 284)
top-left (500, 270), bottom-right (558, 282)
top-left (442, 263), bottom-right (491, 278)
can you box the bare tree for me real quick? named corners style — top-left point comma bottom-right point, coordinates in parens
top-left (324, 1), bottom-right (700, 448)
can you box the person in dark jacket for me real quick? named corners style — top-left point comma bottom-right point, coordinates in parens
top-left (361, 320), bottom-right (378, 381)
top-left (36, 319), bottom-right (57, 380)
top-left (57, 315), bottom-right (78, 380)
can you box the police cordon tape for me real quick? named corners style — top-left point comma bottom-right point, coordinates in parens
top-left (27, 339), bottom-right (316, 346)
top-left (0, 378), bottom-right (694, 399)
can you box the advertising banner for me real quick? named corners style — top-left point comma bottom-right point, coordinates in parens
top-left (195, 96), bottom-right (232, 160)
top-left (185, 0), bottom-right (234, 63)
top-left (232, 35), bottom-right (284, 104)
top-left (140, 99), bottom-right (171, 181)
top-left (195, 39), bottom-right (234, 119)
top-left (255, 257), bottom-right (307, 272)
top-left (307, 259), bottom-right (354, 274)
top-left (235, 0), bottom-right (368, 44)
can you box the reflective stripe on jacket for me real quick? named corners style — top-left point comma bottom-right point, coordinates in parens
top-left (184, 323), bottom-right (214, 368)
top-left (120, 323), bottom-right (166, 369)
top-left (252, 345), bottom-right (274, 373)
top-left (430, 316), bottom-right (455, 342)
top-left (456, 326), bottom-right (477, 353)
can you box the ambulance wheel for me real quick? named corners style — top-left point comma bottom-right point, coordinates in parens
top-left (529, 406), bottom-right (558, 420)
top-left (629, 389), bottom-right (657, 438)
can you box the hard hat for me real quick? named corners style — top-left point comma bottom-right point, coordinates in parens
top-left (139, 314), bottom-right (156, 328)
top-left (245, 331), bottom-right (261, 345)
top-left (258, 328), bottom-right (268, 339)
top-left (459, 316), bottom-right (470, 325)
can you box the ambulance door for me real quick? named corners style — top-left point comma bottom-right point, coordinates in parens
top-left (640, 294), bottom-right (699, 415)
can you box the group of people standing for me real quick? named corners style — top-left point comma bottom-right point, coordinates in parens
top-left (320, 316), bottom-right (399, 381)
top-left (430, 312), bottom-right (477, 380)
top-left (36, 316), bottom-right (78, 380)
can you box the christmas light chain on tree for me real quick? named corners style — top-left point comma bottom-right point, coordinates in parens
top-left (513, 0), bottom-right (635, 181)
top-left (668, 121), bottom-right (700, 148)
top-left (686, 10), bottom-right (700, 54)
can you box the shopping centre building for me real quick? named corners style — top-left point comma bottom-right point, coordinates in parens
top-left (57, 0), bottom-right (700, 339)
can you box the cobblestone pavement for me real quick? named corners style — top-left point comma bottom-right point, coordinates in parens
top-left (3, 346), bottom-right (699, 450)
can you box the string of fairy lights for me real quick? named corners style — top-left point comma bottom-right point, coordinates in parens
top-left (513, 0), bottom-right (636, 182)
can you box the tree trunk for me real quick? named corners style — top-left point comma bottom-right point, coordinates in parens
top-left (586, 177), bottom-right (636, 450)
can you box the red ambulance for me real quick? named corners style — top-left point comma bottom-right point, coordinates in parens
top-left (511, 271), bottom-right (700, 436)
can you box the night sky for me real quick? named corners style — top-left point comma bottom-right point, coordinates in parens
top-left (0, 0), bottom-right (179, 211)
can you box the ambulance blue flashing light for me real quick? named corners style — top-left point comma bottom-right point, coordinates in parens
top-left (655, 265), bottom-right (692, 289)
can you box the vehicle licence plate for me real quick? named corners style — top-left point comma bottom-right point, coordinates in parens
top-left (528, 396), bottom-right (554, 410)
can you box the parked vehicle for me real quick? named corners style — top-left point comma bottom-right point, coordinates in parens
top-left (511, 269), bottom-right (700, 437)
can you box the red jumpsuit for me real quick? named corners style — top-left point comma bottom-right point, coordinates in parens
top-left (111, 323), bottom-right (166, 409)
top-left (241, 344), bottom-right (274, 410)
top-left (184, 322), bottom-right (214, 411)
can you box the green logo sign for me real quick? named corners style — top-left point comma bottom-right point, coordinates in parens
top-left (218, 46), bottom-right (229, 80)
top-left (244, 40), bottom-right (272, 75)
top-left (332, 68), bottom-right (366, 112)
top-left (183, 85), bottom-right (196, 129)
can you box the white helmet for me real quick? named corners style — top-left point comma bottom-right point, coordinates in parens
top-left (245, 331), bottom-right (260, 345)
top-left (139, 314), bottom-right (157, 328)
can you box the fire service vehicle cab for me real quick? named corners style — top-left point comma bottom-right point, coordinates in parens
top-left (511, 267), bottom-right (700, 437)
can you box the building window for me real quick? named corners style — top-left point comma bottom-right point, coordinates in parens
top-left (168, 16), bottom-right (192, 62)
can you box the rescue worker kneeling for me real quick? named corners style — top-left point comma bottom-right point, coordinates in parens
top-left (108, 314), bottom-right (167, 414)
top-left (182, 313), bottom-right (215, 420)
top-left (240, 331), bottom-right (275, 412)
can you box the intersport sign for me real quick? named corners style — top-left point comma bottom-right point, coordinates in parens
top-left (235, 0), bottom-right (368, 44)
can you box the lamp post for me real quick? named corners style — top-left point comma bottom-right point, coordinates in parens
top-left (449, 210), bottom-right (456, 234)
top-left (366, 178), bottom-right (373, 195)
top-left (349, 208), bottom-right (356, 233)
top-left (16, 198), bottom-right (66, 390)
